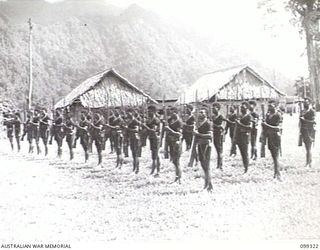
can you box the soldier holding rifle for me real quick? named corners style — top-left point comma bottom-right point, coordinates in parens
top-left (146, 105), bottom-right (161, 176)
top-left (211, 102), bottom-right (225, 170)
top-left (106, 108), bottom-right (124, 168)
top-left (249, 100), bottom-right (259, 160)
top-left (3, 110), bottom-right (15, 151)
top-left (21, 111), bottom-right (34, 153)
top-left (299, 97), bottom-right (316, 168)
top-left (234, 102), bottom-right (252, 173)
top-left (193, 106), bottom-right (213, 191)
top-left (182, 104), bottom-right (195, 151)
top-left (76, 111), bottom-right (90, 162)
top-left (50, 108), bottom-right (64, 158)
top-left (225, 105), bottom-right (237, 156)
top-left (31, 109), bottom-right (41, 154)
top-left (90, 112), bottom-right (104, 166)
top-left (124, 107), bottom-right (141, 174)
top-left (13, 111), bottom-right (22, 152)
top-left (164, 107), bottom-right (183, 183)
top-left (39, 108), bottom-right (50, 156)
top-left (262, 100), bottom-right (282, 180)
top-left (63, 112), bottom-right (76, 160)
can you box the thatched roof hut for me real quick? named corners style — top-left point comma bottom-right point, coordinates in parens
top-left (55, 68), bottom-right (157, 109)
top-left (178, 65), bottom-right (286, 103)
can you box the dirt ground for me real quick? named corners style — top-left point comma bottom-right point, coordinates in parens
top-left (0, 113), bottom-right (320, 242)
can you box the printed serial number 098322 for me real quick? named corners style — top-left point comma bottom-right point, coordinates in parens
top-left (300, 244), bottom-right (319, 249)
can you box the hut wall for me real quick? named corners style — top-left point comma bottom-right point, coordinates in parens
top-left (216, 70), bottom-right (282, 100)
top-left (79, 75), bottom-right (148, 108)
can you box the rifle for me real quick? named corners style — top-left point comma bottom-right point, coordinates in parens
top-left (188, 90), bottom-right (199, 168)
top-left (298, 101), bottom-right (303, 146)
top-left (259, 102), bottom-right (266, 158)
top-left (231, 114), bottom-right (238, 152)
top-left (159, 96), bottom-right (164, 146)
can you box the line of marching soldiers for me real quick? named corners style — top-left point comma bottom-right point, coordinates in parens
top-left (1, 97), bottom-right (316, 192)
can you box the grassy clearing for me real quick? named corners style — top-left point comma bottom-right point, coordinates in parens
top-left (0, 113), bottom-right (319, 241)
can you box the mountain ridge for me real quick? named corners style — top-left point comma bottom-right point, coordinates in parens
top-left (0, 0), bottom-right (294, 108)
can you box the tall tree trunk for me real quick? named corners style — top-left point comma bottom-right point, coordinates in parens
top-left (305, 26), bottom-right (320, 108)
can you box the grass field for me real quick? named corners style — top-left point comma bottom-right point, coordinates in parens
top-left (0, 113), bottom-right (320, 241)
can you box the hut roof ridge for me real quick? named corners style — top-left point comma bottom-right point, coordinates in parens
top-left (55, 68), bottom-right (157, 108)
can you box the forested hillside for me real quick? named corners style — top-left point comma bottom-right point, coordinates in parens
top-left (0, 0), bottom-right (293, 108)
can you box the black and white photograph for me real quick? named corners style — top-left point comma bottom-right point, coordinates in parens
top-left (0, 0), bottom-right (320, 249)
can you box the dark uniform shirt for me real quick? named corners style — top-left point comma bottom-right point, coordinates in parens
top-left (235, 113), bottom-right (251, 145)
top-left (127, 118), bottom-right (140, 139)
top-left (183, 115), bottom-right (195, 133)
top-left (13, 116), bottom-right (21, 136)
top-left (167, 118), bottom-right (182, 141)
top-left (40, 115), bottom-right (50, 131)
top-left (212, 114), bottom-right (224, 134)
top-left (64, 118), bottom-right (75, 135)
top-left (196, 119), bottom-right (212, 145)
top-left (250, 111), bottom-right (259, 130)
top-left (301, 108), bottom-right (316, 129)
top-left (146, 116), bottom-right (161, 139)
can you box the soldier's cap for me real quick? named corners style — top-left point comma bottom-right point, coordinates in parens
top-left (212, 102), bottom-right (221, 110)
top-left (147, 105), bottom-right (157, 112)
top-left (241, 101), bottom-right (250, 109)
top-left (248, 100), bottom-right (257, 106)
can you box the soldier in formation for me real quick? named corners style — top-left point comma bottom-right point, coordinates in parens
top-left (64, 112), bottom-right (76, 160)
top-left (51, 108), bottom-right (64, 157)
top-left (39, 108), bottom-right (50, 156)
top-left (193, 106), bottom-right (213, 191)
top-left (106, 109), bottom-right (123, 168)
top-left (125, 108), bottom-right (141, 174)
top-left (249, 100), bottom-right (259, 160)
top-left (76, 111), bottom-right (90, 162)
top-left (182, 104), bottom-right (195, 151)
top-left (211, 102), bottom-right (224, 170)
top-left (234, 102), bottom-right (252, 173)
top-left (299, 98), bottom-right (316, 168)
top-left (4, 94), bottom-right (318, 191)
top-left (146, 105), bottom-right (161, 176)
top-left (225, 105), bottom-right (237, 157)
top-left (165, 107), bottom-right (183, 183)
top-left (262, 100), bottom-right (283, 180)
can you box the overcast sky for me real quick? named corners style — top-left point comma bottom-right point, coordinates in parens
top-left (44, 0), bottom-right (308, 79)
